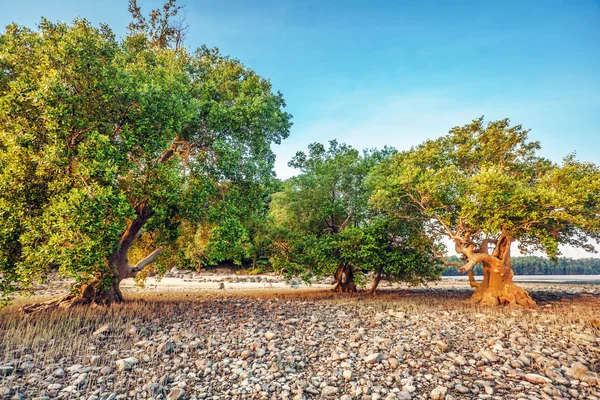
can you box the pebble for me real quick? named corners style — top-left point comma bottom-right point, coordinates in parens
top-left (115, 357), bottom-right (138, 372)
top-left (524, 373), bottom-right (552, 384)
top-left (430, 386), bottom-right (447, 399)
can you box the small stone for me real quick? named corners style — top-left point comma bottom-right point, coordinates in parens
top-left (566, 362), bottom-right (589, 380)
top-left (157, 341), bottom-right (175, 354)
top-left (524, 373), bottom-right (552, 385)
top-left (479, 349), bottom-right (498, 362)
top-left (430, 386), bottom-right (447, 400)
top-left (321, 386), bottom-right (338, 397)
top-left (0, 366), bottom-right (14, 375)
top-left (195, 358), bottom-right (212, 370)
top-left (397, 391), bottom-right (412, 399)
top-left (456, 385), bottom-right (470, 394)
top-left (518, 354), bottom-right (531, 366)
top-left (343, 370), bottom-right (352, 380)
top-left (167, 388), bottom-right (185, 400)
top-left (365, 353), bottom-right (381, 364)
top-left (435, 341), bottom-right (449, 352)
top-left (265, 331), bottom-right (276, 340)
top-left (115, 357), bottom-right (138, 372)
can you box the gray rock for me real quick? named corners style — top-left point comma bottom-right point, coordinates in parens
top-left (0, 366), bottom-right (14, 375)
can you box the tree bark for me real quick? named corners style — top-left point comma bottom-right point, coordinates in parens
top-left (370, 265), bottom-right (384, 295)
top-left (461, 236), bottom-right (535, 307)
top-left (332, 262), bottom-right (357, 293)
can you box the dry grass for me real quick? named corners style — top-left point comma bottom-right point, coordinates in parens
top-left (2, 286), bottom-right (598, 355)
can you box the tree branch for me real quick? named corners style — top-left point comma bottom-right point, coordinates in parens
top-left (339, 212), bottom-right (353, 231)
top-left (467, 269), bottom-right (480, 288)
top-left (131, 247), bottom-right (163, 273)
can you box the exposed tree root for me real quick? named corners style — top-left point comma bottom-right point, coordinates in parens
top-left (470, 283), bottom-right (536, 307)
top-left (468, 269), bottom-right (536, 307)
top-left (22, 278), bottom-right (123, 313)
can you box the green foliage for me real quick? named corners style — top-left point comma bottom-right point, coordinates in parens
top-left (371, 117), bottom-right (600, 264)
top-left (267, 141), bottom-right (440, 286)
top-left (0, 15), bottom-right (291, 299)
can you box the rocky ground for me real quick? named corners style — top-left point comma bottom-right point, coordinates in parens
top-left (0, 277), bottom-right (599, 400)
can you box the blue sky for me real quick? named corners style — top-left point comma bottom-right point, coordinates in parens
top-left (2, 0), bottom-right (600, 257)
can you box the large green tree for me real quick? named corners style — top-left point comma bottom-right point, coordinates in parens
top-left (371, 117), bottom-right (600, 306)
top-left (0, 7), bottom-right (291, 307)
top-left (268, 141), bottom-right (440, 292)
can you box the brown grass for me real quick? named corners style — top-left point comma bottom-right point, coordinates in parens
top-left (2, 286), bottom-right (598, 353)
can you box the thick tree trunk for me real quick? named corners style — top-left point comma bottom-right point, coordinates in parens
top-left (370, 265), bottom-right (384, 295)
top-left (332, 262), bottom-right (357, 293)
top-left (464, 236), bottom-right (535, 307)
top-left (469, 264), bottom-right (535, 307)
top-left (23, 203), bottom-right (156, 313)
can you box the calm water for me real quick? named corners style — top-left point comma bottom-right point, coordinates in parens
top-left (443, 275), bottom-right (600, 285)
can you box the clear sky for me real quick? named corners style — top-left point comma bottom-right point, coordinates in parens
top-left (2, 0), bottom-right (600, 257)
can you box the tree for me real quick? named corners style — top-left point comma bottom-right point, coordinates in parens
top-left (371, 117), bottom-right (600, 306)
top-left (267, 141), bottom-right (440, 292)
top-left (0, 7), bottom-right (291, 308)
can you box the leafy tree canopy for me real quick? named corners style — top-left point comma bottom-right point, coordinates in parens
top-left (267, 141), bottom-right (440, 292)
top-left (371, 117), bottom-right (600, 305)
top-left (0, 14), bottom-right (292, 304)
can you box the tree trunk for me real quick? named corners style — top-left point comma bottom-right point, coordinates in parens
top-left (469, 263), bottom-right (535, 306)
top-left (23, 203), bottom-right (155, 313)
top-left (332, 262), bottom-right (357, 293)
top-left (465, 237), bottom-right (535, 307)
top-left (370, 265), bottom-right (384, 295)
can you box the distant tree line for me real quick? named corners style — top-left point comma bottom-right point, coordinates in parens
top-left (442, 256), bottom-right (600, 276)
